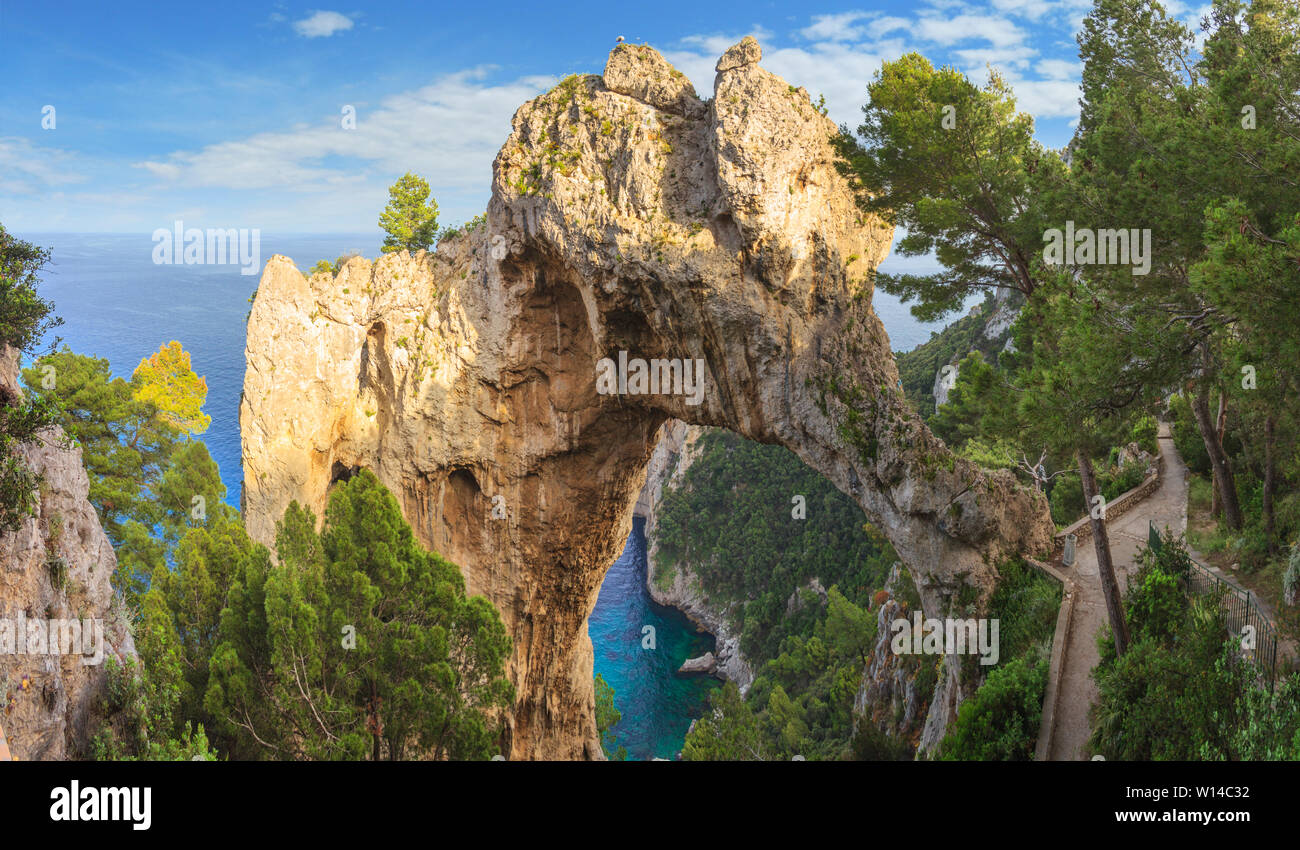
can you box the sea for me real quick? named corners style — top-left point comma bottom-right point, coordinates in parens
top-left (20, 231), bottom-right (954, 760)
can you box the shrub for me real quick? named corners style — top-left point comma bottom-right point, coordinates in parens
top-left (939, 655), bottom-right (1047, 760)
top-left (1049, 473), bottom-right (1084, 525)
top-left (850, 721), bottom-right (913, 760)
top-left (1099, 460), bottom-right (1146, 500)
top-left (987, 557), bottom-right (1062, 666)
top-left (1169, 394), bottom-right (1211, 476)
top-left (1130, 414), bottom-right (1158, 455)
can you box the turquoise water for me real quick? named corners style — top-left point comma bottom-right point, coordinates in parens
top-left (588, 518), bottom-right (719, 760)
top-left (19, 231), bottom-right (945, 760)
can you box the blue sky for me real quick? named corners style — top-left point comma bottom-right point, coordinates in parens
top-left (1, 0), bottom-right (1210, 234)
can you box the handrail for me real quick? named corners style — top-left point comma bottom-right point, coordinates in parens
top-left (1149, 521), bottom-right (1278, 690)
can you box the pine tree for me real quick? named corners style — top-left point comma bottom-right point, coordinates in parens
top-left (378, 173), bottom-right (440, 254)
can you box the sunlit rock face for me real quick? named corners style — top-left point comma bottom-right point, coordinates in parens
top-left (241, 37), bottom-right (1053, 760)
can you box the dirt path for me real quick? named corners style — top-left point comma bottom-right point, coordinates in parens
top-left (1048, 425), bottom-right (1188, 760)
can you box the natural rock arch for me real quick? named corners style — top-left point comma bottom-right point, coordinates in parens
top-left (240, 38), bottom-right (1054, 759)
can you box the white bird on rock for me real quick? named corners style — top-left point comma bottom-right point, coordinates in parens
top-left (616, 35), bottom-right (625, 43)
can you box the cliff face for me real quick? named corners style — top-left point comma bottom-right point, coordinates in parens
top-left (637, 423), bottom-right (754, 691)
top-left (0, 345), bottom-right (135, 760)
top-left (240, 38), bottom-right (1054, 759)
top-left (854, 563), bottom-right (957, 758)
top-left (633, 419), bottom-right (692, 532)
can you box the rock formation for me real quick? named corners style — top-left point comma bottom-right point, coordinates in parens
top-left (0, 345), bottom-right (135, 760)
top-left (240, 37), bottom-right (1054, 759)
top-left (678, 652), bottom-right (718, 675)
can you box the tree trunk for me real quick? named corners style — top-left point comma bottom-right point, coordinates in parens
top-left (1078, 450), bottom-right (1130, 657)
top-left (1263, 414), bottom-right (1277, 554)
top-left (1191, 391), bottom-right (1243, 530)
top-left (1210, 394), bottom-right (1228, 515)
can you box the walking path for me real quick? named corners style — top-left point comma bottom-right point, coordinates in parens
top-left (1048, 425), bottom-right (1187, 760)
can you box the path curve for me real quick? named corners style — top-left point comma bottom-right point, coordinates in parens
top-left (1048, 425), bottom-right (1187, 760)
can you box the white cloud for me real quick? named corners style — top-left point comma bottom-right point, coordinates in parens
top-left (662, 38), bottom-right (898, 128)
top-left (955, 45), bottom-right (1039, 72)
top-left (800, 12), bottom-right (874, 42)
top-left (0, 137), bottom-right (88, 196)
top-left (989, 0), bottom-right (1054, 20)
top-left (916, 14), bottom-right (1027, 48)
top-left (1001, 76), bottom-right (1081, 118)
top-left (133, 69), bottom-right (553, 195)
top-left (1036, 57), bottom-right (1081, 79)
top-left (871, 17), bottom-right (913, 38)
top-left (292, 11), bottom-right (354, 38)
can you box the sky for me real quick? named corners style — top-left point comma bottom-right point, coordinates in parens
top-left (0, 0), bottom-right (1213, 235)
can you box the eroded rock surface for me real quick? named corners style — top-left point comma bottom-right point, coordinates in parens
top-left (0, 345), bottom-right (135, 760)
top-left (241, 40), bottom-right (1053, 759)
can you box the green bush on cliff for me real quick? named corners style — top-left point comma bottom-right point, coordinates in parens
top-left (594, 673), bottom-right (627, 760)
top-left (939, 655), bottom-right (1047, 761)
top-left (0, 226), bottom-right (63, 533)
top-left (683, 586), bottom-right (878, 761)
top-left (654, 429), bottom-right (895, 663)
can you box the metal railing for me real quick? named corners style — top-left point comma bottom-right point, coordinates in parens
top-left (1149, 521), bottom-right (1278, 690)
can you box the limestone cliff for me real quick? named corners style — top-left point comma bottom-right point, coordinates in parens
top-left (0, 345), bottom-right (135, 760)
top-left (633, 419), bottom-right (692, 534)
top-left (240, 37), bottom-right (1054, 759)
top-left (636, 423), bottom-right (754, 691)
top-left (853, 563), bottom-right (954, 758)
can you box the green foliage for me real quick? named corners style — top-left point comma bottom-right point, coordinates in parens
top-left (205, 470), bottom-right (513, 760)
top-left (849, 721), bottom-right (913, 760)
top-left (438, 213), bottom-right (486, 243)
top-left (987, 557), bottom-right (1062, 667)
top-left (1284, 544), bottom-right (1300, 606)
top-left (132, 341), bottom-right (211, 434)
top-left (682, 585), bottom-right (878, 761)
top-left (1167, 394), bottom-right (1210, 476)
top-left (593, 673), bottom-right (626, 760)
top-left (379, 173), bottom-right (440, 254)
top-left (1048, 473), bottom-right (1083, 526)
top-left (0, 224), bottom-right (63, 355)
top-left (0, 388), bottom-right (58, 534)
top-left (655, 429), bottom-right (894, 664)
top-left (681, 682), bottom-right (769, 761)
top-left (309, 253), bottom-right (361, 277)
top-left (954, 436), bottom-right (1019, 472)
top-left (0, 225), bottom-right (63, 533)
top-left (1126, 566), bottom-right (1184, 644)
top-left (893, 297), bottom-right (995, 412)
top-left (20, 345), bottom-right (218, 605)
top-left (90, 650), bottom-right (219, 762)
top-left (1090, 533), bottom-right (1296, 760)
top-left (1129, 415), bottom-right (1158, 456)
top-left (835, 54), bottom-right (1065, 321)
top-left (940, 656), bottom-right (1047, 760)
top-left (930, 350), bottom-right (1016, 449)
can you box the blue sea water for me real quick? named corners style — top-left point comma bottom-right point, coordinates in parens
top-left (588, 518), bottom-right (719, 760)
top-left (20, 231), bottom-right (950, 760)
top-left (24, 232), bottom-right (383, 508)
